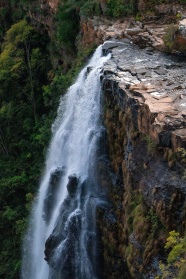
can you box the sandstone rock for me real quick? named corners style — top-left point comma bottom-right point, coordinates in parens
top-left (130, 82), bottom-right (156, 92)
top-left (125, 28), bottom-right (143, 36)
top-left (79, 15), bottom-right (177, 53)
top-left (48, 0), bottom-right (59, 12)
top-left (103, 40), bottom-right (186, 165)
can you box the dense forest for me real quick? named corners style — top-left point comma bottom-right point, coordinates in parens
top-left (0, 0), bottom-right (186, 278)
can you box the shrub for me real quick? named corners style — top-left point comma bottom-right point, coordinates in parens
top-left (163, 24), bottom-right (178, 52)
top-left (144, 135), bottom-right (156, 154)
top-left (106, 0), bottom-right (136, 17)
top-left (56, 3), bottom-right (79, 48)
top-left (80, 0), bottom-right (101, 17)
top-left (179, 263), bottom-right (186, 279)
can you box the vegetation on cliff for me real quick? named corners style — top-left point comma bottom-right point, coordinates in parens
top-left (155, 231), bottom-right (186, 279)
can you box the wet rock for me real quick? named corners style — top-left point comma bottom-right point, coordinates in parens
top-left (66, 174), bottom-right (78, 196)
top-left (102, 41), bottom-right (125, 55)
top-left (86, 66), bottom-right (93, 75)
top-left (45, 169), bottom-right (104, 279)
top-left (45, 181), bottom-right (81, 275)
top-left (159, 131), bottom-right (172, 147)
top-left (46, 210), bottom-right (82, 279)
top-left (43, 167), bottom-right (65, 222)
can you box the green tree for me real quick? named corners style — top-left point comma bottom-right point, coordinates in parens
top-left (0, 19), bottom-right (52, 155)
top-left (0, 19), bottom-right (52, 279)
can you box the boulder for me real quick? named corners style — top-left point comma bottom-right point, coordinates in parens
top-left (43, 167), bottom-right (65, 222)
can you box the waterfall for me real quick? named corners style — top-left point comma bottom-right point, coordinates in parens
top-left (21, 45), bottom-right (111, 279)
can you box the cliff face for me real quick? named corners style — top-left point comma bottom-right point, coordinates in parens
top-left (80, 13), bottom-right (186, 278)
top-left (99, 41), bottom-right (186, 278)
top-left (80, 3), bottom-right (186, 55)
top-left (25, 0), bottom-right (59, 36)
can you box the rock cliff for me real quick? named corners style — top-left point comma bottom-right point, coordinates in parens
top-left (79, 12), bottom-right (186, 277)
top-left (80, 3), bottom-right (186, 55)
top-left (99, 41), bottom-right (186, 278)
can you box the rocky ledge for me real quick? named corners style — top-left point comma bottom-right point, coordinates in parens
top-left (81, 4), bottom-right (186, 54)
top-left (100, 41), bottom-right (186, 278)
top-left (103, 41), bottom-right (186, 151)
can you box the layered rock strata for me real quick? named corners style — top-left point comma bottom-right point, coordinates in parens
top-left (100, 41), bottom-right (186, 278)
top-left (81, 4), bottom-right (186, 54)
top-left (81, 17), bottom-right (167, 51)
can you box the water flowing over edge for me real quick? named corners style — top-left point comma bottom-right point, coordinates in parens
top-left (21, 44), bottom-right (111, 279)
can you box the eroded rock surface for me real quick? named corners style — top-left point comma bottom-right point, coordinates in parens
top-left (101, 41), bottom-right (186, 278)
top-left (103, 41), bottom-right (186, 150)
top-left (81, 4), bottom-right (186, 54)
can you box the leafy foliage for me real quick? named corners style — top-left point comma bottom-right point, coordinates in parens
top-left (0, 10), bottom-right (97, 278)
top-left (163, 24), bottom-right (178, 52)
top-left (156, 231), bottom-right (186, 278)
top-left (0, 19), bottom-right (53, 279)
top-left (80, 0), bottom-right (101, 17)
top-left (56, 3), bottom-right (79, 48)
top-left (0, 0), bottom-right (26, 40)
top-left (0, 19), bottom-right (52, 155)
top-left (106, 0), bottom-right (136, 17)
top-left (144, 135), bottom-right (157, 154)
top-left (165, 231), bottom-right (186, 264)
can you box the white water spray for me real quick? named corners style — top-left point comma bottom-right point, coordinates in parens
top-left (21, 45), bottom-right (111, 279)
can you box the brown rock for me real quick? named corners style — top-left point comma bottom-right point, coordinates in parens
top-left (125, 28), bottom-right (143, 36)
top-left (130, 82), bottom-right (156, 92)
top-left (48, 0), bottom-right (59, 12)
top-left (172, 128), bottom-right (186, 151)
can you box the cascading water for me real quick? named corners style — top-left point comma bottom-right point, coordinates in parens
top-left (21, 45), bottom-right (111, 279)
